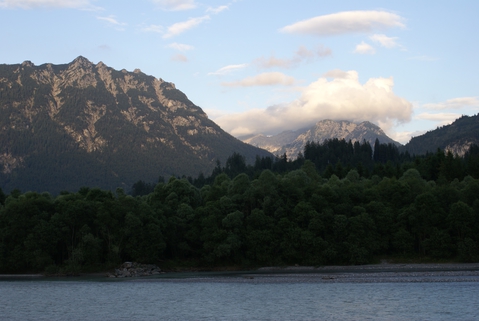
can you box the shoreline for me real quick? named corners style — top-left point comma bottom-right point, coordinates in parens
top-left (258, 262), bottom-right (479, 273)
top-left (2, 263), bottom-right (479, 281)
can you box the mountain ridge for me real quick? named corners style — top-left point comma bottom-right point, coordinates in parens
top-left (401, 114), bottom-right (479, 156)
top-left (0, 56), bottom-right (272, 193)
top-left (242, 119), bottom-right (400, 158)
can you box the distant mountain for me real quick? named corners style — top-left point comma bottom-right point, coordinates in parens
top-left (242, 120), bottom-right (399, 158)
top-left (0, 57), bottom-right (272, 193)
top-left (401, 114), bottom-right (479, 156)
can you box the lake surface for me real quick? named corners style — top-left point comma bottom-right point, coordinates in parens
top-left (1, 272), bottom-right (479, 320)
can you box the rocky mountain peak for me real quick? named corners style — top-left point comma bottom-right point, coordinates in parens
top-left (71, 56), bottom-right (93, 68)
top-left (21, 60), bottom-right (34, 67)
top-left (243, 119), bottom-right (400, 159)
top-left (0, 57), bottom-right (272, 193)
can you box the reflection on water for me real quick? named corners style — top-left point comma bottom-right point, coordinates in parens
top-left (1, 276), bottom-right (478, 320)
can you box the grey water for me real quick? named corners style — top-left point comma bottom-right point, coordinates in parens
top-left (1, 276), bottom-right (478, 320)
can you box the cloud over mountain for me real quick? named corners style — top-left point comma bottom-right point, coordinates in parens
top-left (214, 70), bottom-right (412, 136)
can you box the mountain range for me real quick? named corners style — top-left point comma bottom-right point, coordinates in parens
top-left (241, 120), bottom-right (400, 158)
top-left (0, 57), bottom-right (271, 194)
top-left (1, 57), bottom-right (478, 194)
top-left (400, 114), bottom-right (479, 156)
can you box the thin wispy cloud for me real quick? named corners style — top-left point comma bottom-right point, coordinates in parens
top-left (423, 97), bottom-right (479, 110)
top-left (208, 64), bottom-right (248, 76)
top-left (150, 0), bottom-right (196, 11)
top-left (322, 69), bottom-right (350, 79)
top-left (354, 41), bottom-right (376, 54)
top-left (207, 5), bottom-right (228, 14)
top-left (415, 112), bottom-right (462, 125)
top-left (0, 0), bottom-right (100, 10)
top-left (171, 53), bottom-right (188, 62)
top-left (280, 10), bottom-right (405, 36)
top-left (166, 42), bottom-right (194, 51)
top-left (255, 56), bottom-right (293, 69)
top-left (163, 15), bottom-right (210, 38)
top-left (97, 15), bottom-right (127, 30)
top-left (255, 45), bottom-right (331, 69)
top-left (222, 72), bottom-right (296, 87)
top-left (142, 24), bottom-right (164, 33)
top-left (370, 34), bottom-right (400, 48)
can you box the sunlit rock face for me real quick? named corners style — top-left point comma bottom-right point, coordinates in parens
top-left (0, 57), bottom-right (271, 193)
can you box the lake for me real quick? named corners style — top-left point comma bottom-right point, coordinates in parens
top-left (1, 271), bottom-right (479, 320)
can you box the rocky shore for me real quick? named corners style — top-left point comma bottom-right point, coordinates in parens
top-left (107, 262), bottom-right (162, 278)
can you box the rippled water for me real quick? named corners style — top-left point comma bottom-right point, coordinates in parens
top-left (1, 276), bottom-right (479, 320)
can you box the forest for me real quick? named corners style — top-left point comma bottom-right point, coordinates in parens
top-left (1, 138), bottom-right (479, 274)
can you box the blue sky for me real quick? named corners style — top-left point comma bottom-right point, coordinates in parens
top-left (1, 0), bottom-right (478, 143)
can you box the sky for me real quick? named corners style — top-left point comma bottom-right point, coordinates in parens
top-left (1, 0), bottom-right (478, 144)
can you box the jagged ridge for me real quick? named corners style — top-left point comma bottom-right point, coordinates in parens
top-left (243, 120), bottom-right (399, 158)
top-left (0, 57), bottom-right (272, 193)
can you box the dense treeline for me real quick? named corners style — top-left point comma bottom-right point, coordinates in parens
top-left (1, 140), bottom-right (479, 273)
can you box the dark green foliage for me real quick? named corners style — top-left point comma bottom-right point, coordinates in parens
top-left (130, 180), bottom-right (156, 197)
top-left (0, 188), bottom-right (5, 205)
top-left (1, 144), bottom-right (479, 273)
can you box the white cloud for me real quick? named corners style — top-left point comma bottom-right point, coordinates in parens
top-left (423, 97), bottom-right (479, 110)
top-left (370, 34), bottom-right (400, 48)
top-left (207, 5), bottom-right (228, 14)
top-left (0, 0), bottom-right (99, 10)
top-left (354, 41), bottom-right (376, 54)
top-left (97, 15), bottom-right (127, 30)
top-left (255, 56), bottom-right (293, 69)
top-left (391, 131), bottom-right (424, 145)
top-left (150, 0), bottom-right (196, 11)
top-left (166, 42), bottom-right (194, 51)
top-left (208, 64), bottom-right (248, 76)
top-left (322, 69), bottom-right (350, 79)
top-left (163, 15), bottom-right (210, 38)
top-left (171, 53), bottom-right (188, 62)
top-left (280, 10), bottom-right (405, 36)
top-left (142, 24), bottom-right (164, 33)
top-left (214, 70), bottom-right (413, 137)
top-left (255, 45), bottom-right (331, 69)
top-left (222, 72), bottom-right (296, 87)
top-left (415, 112), bottom-right (462, 128)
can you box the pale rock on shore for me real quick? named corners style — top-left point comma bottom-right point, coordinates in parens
top-left (107, 262), bottom-right (162, 278)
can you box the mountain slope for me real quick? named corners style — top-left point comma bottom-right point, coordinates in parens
top-left (243, 120), bottom-right (399, 158)
top-left (0, 57), bottom-right (272, 193)
top-left (402, 114), bottom-right (479, 156)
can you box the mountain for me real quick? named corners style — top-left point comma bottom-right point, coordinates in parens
top-left (0, 56), bottom-right (272, 194)
top-left (402, 114), bottom-right (479, 156)
top-left (242, 120), bottom-right (400, 158)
